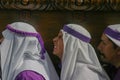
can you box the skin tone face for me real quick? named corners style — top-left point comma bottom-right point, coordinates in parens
top-left (97, 34), bottom-right (120, 67)
top-left (53, 31), bottom-right (64, 59)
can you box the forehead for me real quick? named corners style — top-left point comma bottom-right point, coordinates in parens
top-left (101, 34), bottom-right (113, 44)
top-left (101, 34), bottom-right (109, 41)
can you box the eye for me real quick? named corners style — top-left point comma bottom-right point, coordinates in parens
top-left (102, 41), bottom-right (107, 45)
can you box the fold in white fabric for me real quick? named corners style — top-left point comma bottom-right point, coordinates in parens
top-left (1, 22), bottom-right (59, 80)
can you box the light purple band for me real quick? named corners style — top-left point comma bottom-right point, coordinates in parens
top-left (104, 27), bottom-right (120, 41)
top-left (6, 25), bottom-right (46, 60)
top-left (63, 25), bottom-right (91, 43)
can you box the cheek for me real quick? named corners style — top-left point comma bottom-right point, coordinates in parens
top-left (103, 47), bottom-right (111, 55)
top-left (104, 47), bottom-right (115, 59)
top-left (58, 43), bottom-right (63, 52)
top-left (58, 40), bottom-right (63, 55)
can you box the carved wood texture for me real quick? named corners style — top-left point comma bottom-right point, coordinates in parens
top-left (0, 0), bottom-right (120, 11)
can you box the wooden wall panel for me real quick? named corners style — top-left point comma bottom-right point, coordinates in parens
top-left (0, 0), bottom-right (120, 11)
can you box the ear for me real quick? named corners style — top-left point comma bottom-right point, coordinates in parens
top-left (116, 47), bottom-right (120, 55)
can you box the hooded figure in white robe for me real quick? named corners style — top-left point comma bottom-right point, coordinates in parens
top-left (0, 22), bottom-right (59, 80)
top-left (98, 24), bottom-right (120, 80)
top-left (54, 24), bottom-right (110, 80)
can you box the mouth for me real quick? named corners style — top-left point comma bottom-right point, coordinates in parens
top-left (53, 45), bottom-right (57, 54)
top-left (99, 53), bottom-right (108, 63)
top-left (53, 45), bottom-right (57, 51)
top-left (99, 52), bottom-right (105, 58)
top-left (100, 54), bottom-right (105, 59)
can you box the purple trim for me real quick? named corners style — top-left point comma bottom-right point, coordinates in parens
top-left (15, 70), bottom-right (45, 80)
top-left (114, 68), bottom-right (120, 80)
top-left (104, 27), bottom-right (120, 41)
top-left (6, 25), bottom-right (46, 59)
top-left (63, 25), bottom-right (91, 43)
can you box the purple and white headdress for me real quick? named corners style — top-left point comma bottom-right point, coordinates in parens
top-left (104, 24), bottom-right (120, 47)
top-left (6, 24), bottom-right (46, 59)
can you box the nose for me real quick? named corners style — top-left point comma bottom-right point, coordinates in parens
top-left (53, 37), bottom-right (57, 43)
